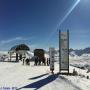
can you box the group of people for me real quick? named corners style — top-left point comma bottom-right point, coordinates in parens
top-left (33, 56), bottom-right (50, 66)
top-left (22, 56), bottom-right (50, 66)
top-left (34, 56), bottom-right (45, 66)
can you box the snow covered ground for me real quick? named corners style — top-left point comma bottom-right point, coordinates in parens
top-left (0, 61), bottom-right (90, 90)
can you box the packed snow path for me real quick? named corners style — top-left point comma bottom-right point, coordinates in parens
top-left (0, 62), bottom-right (90, 90)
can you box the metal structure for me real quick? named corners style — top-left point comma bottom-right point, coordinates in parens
top-left (9, 44), bottom-right (30, 62)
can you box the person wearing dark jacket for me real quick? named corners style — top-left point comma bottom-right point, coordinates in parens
top-left (25, 58), bottom-right (30, 65)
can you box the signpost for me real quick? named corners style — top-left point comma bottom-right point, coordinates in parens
top-left (49, 47), bottom-right (55, 74)
top-left (59, 30), bottom-right (69, 73)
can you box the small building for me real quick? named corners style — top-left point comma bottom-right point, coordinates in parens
top-left (34, 49), bottom-right (45, 58)
top-left (8, 44), bottom-right (30, 62)
top-left (34, 49), bottom-right (46, 65)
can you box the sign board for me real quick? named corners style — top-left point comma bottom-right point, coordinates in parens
top-left (49, 48), bottom-right (55, 71)
top-left (59, 30), bottom-right (69, 72)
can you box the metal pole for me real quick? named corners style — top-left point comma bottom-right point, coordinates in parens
top-left (67, 30), bottom-right (69, 74)
top-left (59, 30), bottom-right (61, 73)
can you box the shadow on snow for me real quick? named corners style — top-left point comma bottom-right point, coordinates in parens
top-left (18, 73), bottom-right (59, 90)
top-left (29, 73), bottom-right (48, 80)
top-left (18, 73), bottom-right (82, 90)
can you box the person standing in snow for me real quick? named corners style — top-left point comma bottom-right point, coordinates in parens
top-left (25, 58), bottom-right (30, 65)
top-left (34, 56), bottom-right (38, 66)
top-left (22, 58), bottom-right (25, 65)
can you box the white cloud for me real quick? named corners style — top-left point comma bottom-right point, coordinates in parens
top-left (0, 36), bottom-right (35, 51)
top-left (0, 36), bottom-right (33, 45)
top-left (0, 37), bottom-right (23, 44)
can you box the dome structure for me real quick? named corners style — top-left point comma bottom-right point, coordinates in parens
top-left (10, 44), bottom-right (30, 51)
top-left (8, 44), bottom-right (30, 62)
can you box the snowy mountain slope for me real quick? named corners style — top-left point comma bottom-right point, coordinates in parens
top-left (69, 51), bottom-right (90, 71)
top-left (0, 51), bottom-right (8, 55)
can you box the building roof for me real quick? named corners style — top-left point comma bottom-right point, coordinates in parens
top-left (10, 44), bottom-right (30, 52)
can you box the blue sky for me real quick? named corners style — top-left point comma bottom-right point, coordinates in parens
top-left (0, 0), bottom-right (90, 51)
